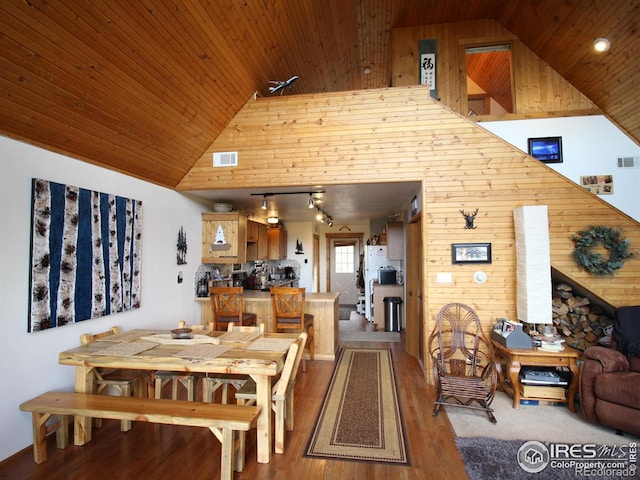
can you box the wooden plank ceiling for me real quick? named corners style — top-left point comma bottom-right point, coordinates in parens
top-left (1, 0), bottom-right (638, 189)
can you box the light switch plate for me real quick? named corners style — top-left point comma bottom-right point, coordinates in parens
top-left (436, 272), bottom-right (452, 283)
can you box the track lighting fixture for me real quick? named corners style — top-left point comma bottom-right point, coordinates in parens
top-left (250, 190), bottom-right (333, 226)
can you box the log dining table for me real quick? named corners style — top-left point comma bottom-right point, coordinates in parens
top-left (58, 329), bottom-right (296, 464)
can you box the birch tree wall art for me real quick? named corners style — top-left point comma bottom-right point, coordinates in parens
top-left (28, 179), bottom-right (143, 332)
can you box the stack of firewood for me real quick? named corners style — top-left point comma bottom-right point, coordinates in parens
top-left (551, 283), bottom-right (614, 351)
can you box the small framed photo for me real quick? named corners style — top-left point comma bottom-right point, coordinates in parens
top-left (580, 175), bottom-right (613, 195)
top-left (452, 243), bottom-right (492, 264)
top-left (528, 136), bottom-right (563, 163)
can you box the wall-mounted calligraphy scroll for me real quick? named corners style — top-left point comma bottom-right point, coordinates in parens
top-left (419, 39), bottom-right (438, 100)
top-left (28, 179), bottom-right (143, 332)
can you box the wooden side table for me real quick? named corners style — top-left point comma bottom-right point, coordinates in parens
top-left (492, 341), bottom-right (581, 412)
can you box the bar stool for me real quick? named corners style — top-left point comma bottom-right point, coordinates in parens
top-left (209, 286), bottom-right (257, 331)
top-left (270, 287), bottom-right (314, 372)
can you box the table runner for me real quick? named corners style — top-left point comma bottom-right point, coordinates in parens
top-left (93, 340), bottom-right (158, 356)
top-left (245, 337), bottom-right (295, 351)
top-left (218, 331), bottom-right (262, 343)
top-left (172, 344), bottom-right (233, 360)
top-left (140, 334), bottom-right (220, 345)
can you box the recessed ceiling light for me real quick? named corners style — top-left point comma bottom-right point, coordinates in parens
top-left (593, 38), bottom-right (610, 53)
top-left (363, 66), bottom-right (371, 75)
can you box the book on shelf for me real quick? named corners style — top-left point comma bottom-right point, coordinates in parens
top-left (519, 383), bottom-right (567, 400)
top-left (520, 399), bottom-right (561, 406)
top-left (533, 334), bottom-right (565, 352)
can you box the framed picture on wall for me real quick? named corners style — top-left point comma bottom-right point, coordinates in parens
top-left (528, 136), bottom-right (563, 163)
top-left (451, 243), bottom-right (492, 264)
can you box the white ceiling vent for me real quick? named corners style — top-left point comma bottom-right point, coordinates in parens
top-left (617, 157), bottom-right (637, 168)
top-left (213, 151), bottom-right (238, 167)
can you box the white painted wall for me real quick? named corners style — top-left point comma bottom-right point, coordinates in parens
top-left (481, 115), bottom-right (640, 222)
top-left (283, 222), bottom-right (314, 291)
top-left (0, 136), bottom-right (209, 461)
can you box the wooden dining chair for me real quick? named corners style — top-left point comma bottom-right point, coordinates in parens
top-left (235, 332), bottom-right (307, 457)
top-left (209, 286), bottom-right (257, 331)
top-left (80, 326), bottom-right (152, 431)
top-left (153, 321), bottom-right (201, 401)
top-left (202, 322), bottom-right (265, 404)
top-left (270, 287), bottom-right (314, 372)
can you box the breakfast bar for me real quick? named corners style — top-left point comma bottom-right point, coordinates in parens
top-left (197, 291), bottom-right (340, 360)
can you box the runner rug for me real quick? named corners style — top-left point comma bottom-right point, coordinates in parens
top-left (305, 347), bottom-right (409, 464)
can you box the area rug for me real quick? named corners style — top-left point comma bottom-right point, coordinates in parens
top-left (339, 331), bottom-right (400, 342)
top-left (339, 305), bottom-right (355, 320)
top-left (305, 347), bottom-right (409, 464)
top-left (456, 437), bottom-right (575, 480)
top-left (447, 391), bottom-right (640, 446)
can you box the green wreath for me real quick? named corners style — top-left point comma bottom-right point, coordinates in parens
top-left (572, 225), bottom-right (633, 276)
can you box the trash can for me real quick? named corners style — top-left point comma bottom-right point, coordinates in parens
top-left (383, 297), bottom-right (402, 332)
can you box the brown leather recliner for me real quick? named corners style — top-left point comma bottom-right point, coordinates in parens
top-left (579, 305), bottom-right (640, 437)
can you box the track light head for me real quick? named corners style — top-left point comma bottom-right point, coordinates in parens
top-left (261, 196), bottom-right (268, 210)
top-left (308, 194), bottom-right (314, 208)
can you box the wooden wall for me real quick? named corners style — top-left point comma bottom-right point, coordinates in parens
top-left (178, 85), bottom-right (640, 381)
top-left (391, 20), bottom-right (599, 118)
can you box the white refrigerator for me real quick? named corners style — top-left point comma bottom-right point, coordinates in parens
top-left (364, 246), bottom-right (401, 322)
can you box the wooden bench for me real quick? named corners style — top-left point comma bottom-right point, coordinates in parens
top-left (20, 391), bottom-right (261, 480)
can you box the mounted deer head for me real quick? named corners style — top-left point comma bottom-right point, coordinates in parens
top-left (460, 208), bottom-right (479, 229)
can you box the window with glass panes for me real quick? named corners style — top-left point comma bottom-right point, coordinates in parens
top-left (335, 245), bottom-right (355, 273)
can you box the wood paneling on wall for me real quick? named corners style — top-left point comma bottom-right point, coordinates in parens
top-left (391, 20), bottom-right (599, 118)
top-left (178, 85), bottom-right (640, 382)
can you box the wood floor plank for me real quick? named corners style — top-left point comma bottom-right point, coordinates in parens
top-left (3, 329), bottom-right (468, 479)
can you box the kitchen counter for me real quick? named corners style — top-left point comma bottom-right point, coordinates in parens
top-left (196, 290), bottom-right (340, 360)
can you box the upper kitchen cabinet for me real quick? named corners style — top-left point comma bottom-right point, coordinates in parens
top-left (247, 220), bottom-right (268, 261)
top-left (387, 222), bottom-right (404, 260)
top-left (267, 227), bottom-right (287, 260)
top-left (201, 212), bottom-right (247, 264)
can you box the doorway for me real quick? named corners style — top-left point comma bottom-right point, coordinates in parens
top-left (464, 43), bottom-right (514, 116)
top-left (325, 232), bottom-right (364, 306)
top-left (330, 238), bottom-right (360, 305)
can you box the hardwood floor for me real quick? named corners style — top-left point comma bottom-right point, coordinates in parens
top-left (1, 315), bottom-right (468, 480)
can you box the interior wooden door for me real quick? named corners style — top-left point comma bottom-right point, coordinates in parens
top-left (405, 219), bottom-right (422, 359)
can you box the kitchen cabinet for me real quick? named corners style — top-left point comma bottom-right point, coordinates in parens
top-left (201, 212), bottom-right (247, 264)
top-left (267, 227), bottom-right (287, 260)
top-left (247, 220), bottom-right (259, 242)
top-left (247, 220), bottom-right (268, 261)
top-left (257, 222), bottom-right (268, 259)
top-left (386, 222), bottom-right (404, 260)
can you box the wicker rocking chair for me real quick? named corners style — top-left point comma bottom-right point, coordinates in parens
top-left (428, 303), bottom-right (498, 423)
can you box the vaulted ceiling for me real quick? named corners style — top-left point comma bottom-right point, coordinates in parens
top-left (1, 0), bottom-right (638, 192)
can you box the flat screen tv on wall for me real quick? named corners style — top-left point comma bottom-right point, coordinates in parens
top-left (528, 136), bottom-right (563, 163)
